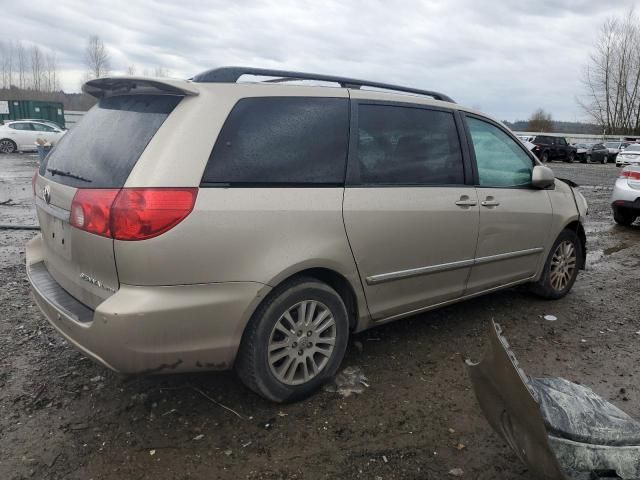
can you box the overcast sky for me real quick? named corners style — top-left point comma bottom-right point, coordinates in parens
top-left (4, 0), bottom-right (638, 121)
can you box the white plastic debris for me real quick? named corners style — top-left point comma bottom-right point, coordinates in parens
top-left (323, 366), bottom-right (369, 397)
top-left (543, 314), bottom-right (557, 322)
top-left (448, 468), bottom-right (464, 476)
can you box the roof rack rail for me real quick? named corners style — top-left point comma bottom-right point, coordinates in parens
top-left (191, 66), bottom-right (455, 103)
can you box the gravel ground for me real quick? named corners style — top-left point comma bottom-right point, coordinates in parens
top-left (0, 154), bottom-right (638, 480)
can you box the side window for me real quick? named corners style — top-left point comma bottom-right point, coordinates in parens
top-left (467, 116), bottom-right (534, 187)
top-left (32, 123), bottom-right (54, 132)
top-left (353, 104), bottom-right (464, 185)
top-left (10, 123), bottom-right (32, 131)
top-left (202, 97), bottom-right (349, 185)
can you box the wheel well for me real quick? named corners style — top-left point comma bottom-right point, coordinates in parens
top-left (565, 221), bottom-right (587, 269)
top-left (281, 268), bottom-right (359, 330)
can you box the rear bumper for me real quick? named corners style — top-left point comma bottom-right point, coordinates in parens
top-left (611, 180), bottom-right (640, 211)
top-left (26, 234), bottom-right (270, 374)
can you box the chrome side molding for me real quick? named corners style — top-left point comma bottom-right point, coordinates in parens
top-left (366, 247), bottom-right (544, 285)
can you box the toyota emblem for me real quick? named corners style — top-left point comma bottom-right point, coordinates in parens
top-left (43, 185), bottom-right (51, 204)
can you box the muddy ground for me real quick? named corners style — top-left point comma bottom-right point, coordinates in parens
top-left (1, 153), bottom-right (639, 480)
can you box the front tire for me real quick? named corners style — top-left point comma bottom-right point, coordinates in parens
top-left (601, 154), bottom-right (608, 164)
top-left (531, 229), bottom-right (582, 299)
top-left (236, 277), bottom-right (349, 403)
top-left (0, 139), bottom-right (17, 154)
top-left (586, 154), bottom-right (592, 163)
top-left (565, 152), bottom-right (575, 163)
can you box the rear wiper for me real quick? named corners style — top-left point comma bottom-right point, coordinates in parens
top-left (46, 168), bottom-right (92, 183)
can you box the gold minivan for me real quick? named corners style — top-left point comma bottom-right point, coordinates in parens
top-left (27, 67), bottom-right (588, 402)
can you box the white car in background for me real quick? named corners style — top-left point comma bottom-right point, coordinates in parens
top-left (611, 165), bottom-right (640, 226)
top-left (615, 144), bottom-right (640, 167)
top-left (0, 120), bottom-right (66, 153)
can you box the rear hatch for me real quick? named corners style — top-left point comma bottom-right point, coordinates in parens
top-left (34, 94), bottom-right (182, 309)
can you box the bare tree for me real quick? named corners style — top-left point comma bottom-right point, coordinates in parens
top-left (16, 41), bottom-right (27, 89)
top-left (0, 41), bottom-right (15, 88)
top-left (45, 52), bottom-right (59, 92)
top-left (84, 35), bottom-right (110, 79)
top-left (126, 64), bottom-right (137, 75)
top-left (30, 45), bottom-right (44, 91)
top-left (580, 8), bottom-right (640, 134)
top-left (528, 108), bottom-right (553, 132)
top-left (153, 66), bottom-right (169, 77)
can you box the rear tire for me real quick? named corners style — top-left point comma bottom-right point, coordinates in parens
top-left (613, 208), bottom-right (637, 226)
top-left (565, 152), bottom-right (575, 163)
top-left (236, 277), bottom-right (349, 403)
top-left (586, 154), bottom-right (592, 163)
top-left (541, 151), bottom-right (549, 163)
top-left (601, 154), bottom-right (608, 164)
top-left (0, 139), bottom-right (17, 154)
top-left (531, 229), bottom-right (582, 300)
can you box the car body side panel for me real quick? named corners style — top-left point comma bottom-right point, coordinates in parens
top-left (113, 187), bottom-right (370, 326)
top-left (465, 188), bottom-right (553, 294)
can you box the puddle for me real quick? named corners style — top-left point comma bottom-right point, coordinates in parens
top-left (604, 243), bottom-right (630, 255)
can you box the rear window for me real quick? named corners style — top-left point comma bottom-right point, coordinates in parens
top-left (40, 94), bottom-right (181, 188)
top-left (201, 97), bottom-right (349, 186)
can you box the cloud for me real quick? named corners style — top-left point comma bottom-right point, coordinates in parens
top-left (2, 0), bottom-right (637, 120)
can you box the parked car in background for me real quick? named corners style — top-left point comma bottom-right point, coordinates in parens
top-left (605, 141), bottom-right (630, 160)
top-left (615, 144), bottom-right (640, 167)
top-left (578, 143), bottom-right (609, 164)
top-left (27, 67), bottom-right (588, 402)
top-left (530, 135), bottom-right (576, 163)
top-left (0, 120), bottom-right (66, 153)
top-left (611, 165), bottom-right (640, 226)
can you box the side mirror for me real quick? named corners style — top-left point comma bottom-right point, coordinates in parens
top-left (531, 165), bottom-right (555, 189)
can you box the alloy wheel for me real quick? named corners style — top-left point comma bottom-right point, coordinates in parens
top-left (268, 300), bottom-right (336, 386)
top-left (549, 240), bottom-right (577, 291)
top-left (0, 140), bottom-right (15, 153)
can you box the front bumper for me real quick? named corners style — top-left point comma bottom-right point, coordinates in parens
top-left (26, 234), bottom-right (270, 374)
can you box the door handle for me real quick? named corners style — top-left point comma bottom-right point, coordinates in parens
top-left (455, 195), bottom-right (477, 207)
top-left (481, 196), bottom-right (500, 207)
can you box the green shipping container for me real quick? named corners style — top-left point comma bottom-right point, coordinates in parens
top-left (0, 100), bottom-right (65, 128)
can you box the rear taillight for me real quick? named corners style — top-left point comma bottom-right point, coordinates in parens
top-left (619, 169), bottom-right (640, 180)
top-left (70, 188), bottom-right (198, 241)
top-left (70, 189), bottom-right (120, 237)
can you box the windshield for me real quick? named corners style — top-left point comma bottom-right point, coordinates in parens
top-left (39, 94), bottom-right (181, 188)
top-left (624, 144), bottom-right (640, 152)
top-left (605, 142), bottom-right (619, 148)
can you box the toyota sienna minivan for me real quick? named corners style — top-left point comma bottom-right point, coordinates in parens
top-left (27, 67), bottom-right (588, 402)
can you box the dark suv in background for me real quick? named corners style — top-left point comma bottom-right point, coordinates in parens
top-left (531, 135), bottom-right (576, 163)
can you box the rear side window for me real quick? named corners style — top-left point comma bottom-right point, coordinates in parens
top-left (202, 97), bottom-right (349, 186)
top-left (351, 104), bottom-right (464, 185)
top-left (10, 123), bottom-right (33, 131)
top-left (40, 95), bottom-right (181, 188)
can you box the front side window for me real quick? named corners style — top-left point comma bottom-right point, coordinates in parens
top-left (352, 104), bottom-right (464, 185)
top-left (202, 97), bottom-right (349, 185)
top-left (467, 117), bottom-right (533, 187)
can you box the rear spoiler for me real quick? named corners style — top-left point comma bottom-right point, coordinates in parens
top-left (83, 76), bottom-right (199, 98)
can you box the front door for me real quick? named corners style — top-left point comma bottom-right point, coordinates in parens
top-left (463, 115), bottom-right (553, 294)
top-left (343, 101), bottom-right (479, 321)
